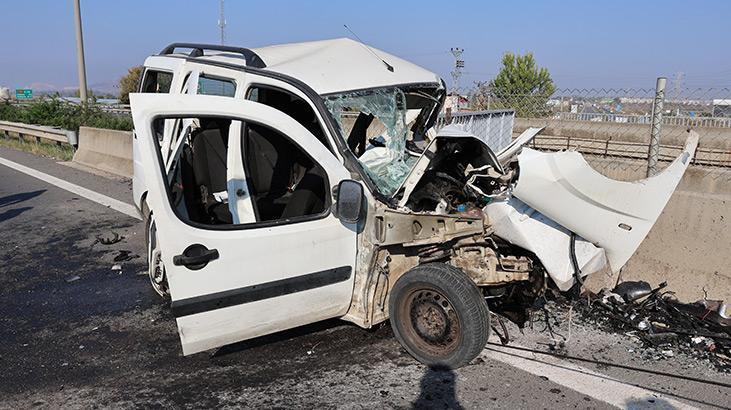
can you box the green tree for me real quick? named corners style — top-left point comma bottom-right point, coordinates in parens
top-left (118, 65), bottom-right (143, 104)
top-left (474, 52), bottom-right (555, 117)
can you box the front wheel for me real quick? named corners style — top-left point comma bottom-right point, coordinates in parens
top-left (389, 263), bottom-right (490, 369)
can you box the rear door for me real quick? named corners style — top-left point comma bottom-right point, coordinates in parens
top-left (130, 93), bottom-right (358, 355)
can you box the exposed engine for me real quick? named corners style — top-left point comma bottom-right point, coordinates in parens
top-left (400, 136), bottom-right (516, 214)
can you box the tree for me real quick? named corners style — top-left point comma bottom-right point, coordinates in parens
top-left (118, 65), bottom-right (143, 104)
top-left (473, 52), bottom-right (555, 117)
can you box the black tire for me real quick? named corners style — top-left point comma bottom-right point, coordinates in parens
top-left (141, 198), bottom-right (151, 248)
top-left (389, 263), bottom-right (490, 369)
top-left (143, 200), bottom-right (169, 298)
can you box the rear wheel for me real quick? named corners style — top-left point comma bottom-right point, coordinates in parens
top-left (144, 204), bottom-right (169, 298)
top-left (389, 263), bottom-right (489, 369)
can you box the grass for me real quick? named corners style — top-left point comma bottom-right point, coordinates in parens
top-left (0, 133), bottom-right (75, 161)
top-left (0, 98), bottom-right (133, 132)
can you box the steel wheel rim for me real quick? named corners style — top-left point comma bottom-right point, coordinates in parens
top-left (399, 285), bottom-right (462, 358)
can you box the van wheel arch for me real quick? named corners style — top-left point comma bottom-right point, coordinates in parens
top-left (143, 197), bottom-right (169, 298)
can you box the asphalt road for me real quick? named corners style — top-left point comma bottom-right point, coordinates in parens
top-left (0, 146), bottom-right (729, 409)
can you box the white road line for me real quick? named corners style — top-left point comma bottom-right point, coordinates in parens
top-left (483, 344), bottom-right (698, 409)
top-left (0, 156), bottom-right (141, 220)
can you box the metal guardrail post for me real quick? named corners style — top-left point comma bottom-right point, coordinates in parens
top-left (647, 77), bottom-right (666, 177)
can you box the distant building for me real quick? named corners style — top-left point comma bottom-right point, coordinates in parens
top-left (712, 99), bottom-right (731, 117)
top-left (442, 92), bottom-right (470, 114)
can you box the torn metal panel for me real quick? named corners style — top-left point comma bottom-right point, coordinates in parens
top-left (373, 209), bottom-right (484, 247)
top-left (484, 197), bottom-right (607, 291)
top-left (512, 131), bottom-right (699, 272)
top-left (495, 126), bottom-right (544, 166)
top-left (451, 238), bottom-right (532, 286)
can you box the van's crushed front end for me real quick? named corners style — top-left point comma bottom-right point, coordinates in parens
top-left (325, 84), bottom-right (698, 325)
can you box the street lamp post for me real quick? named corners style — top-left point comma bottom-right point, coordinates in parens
top-left (73, 0), bottom-right (88, 104)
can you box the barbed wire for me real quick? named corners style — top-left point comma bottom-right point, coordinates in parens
top-left (442, 85), bottom-right (731, 181)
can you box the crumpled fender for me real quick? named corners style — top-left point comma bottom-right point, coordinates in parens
top-left (485, 197), bottom-right (607, 291)
top-left (512, 131), bottom-right (699, 272)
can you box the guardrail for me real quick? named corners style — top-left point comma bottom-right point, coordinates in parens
top-left (97, 104), bottom-right (131, 116)
top-left (8, 100), bottom-right (131, 116)
top-left (530, 134), bottom-right (731, 168)
top-left (0, 120), bottom-right (77, 146)
top-left (553, 112), bottom-right (731, 128)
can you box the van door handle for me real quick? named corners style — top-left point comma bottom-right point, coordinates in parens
top-left (173, 244), bottom-right (219, 270)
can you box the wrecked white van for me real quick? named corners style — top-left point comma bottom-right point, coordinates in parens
top-left (130, 39), bottom-right (697, 368)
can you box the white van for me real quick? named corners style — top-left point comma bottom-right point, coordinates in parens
top-left (131, 39), bottom-right (697, 368)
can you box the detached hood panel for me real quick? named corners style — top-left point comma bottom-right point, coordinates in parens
top-left (512, 131), bottom-right (699, 272)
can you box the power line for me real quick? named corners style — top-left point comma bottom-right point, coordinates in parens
top-left (450, 47), bottom-right (464, 92)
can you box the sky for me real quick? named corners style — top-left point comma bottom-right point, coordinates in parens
top-left (2, 0), bottom-right (730, 93)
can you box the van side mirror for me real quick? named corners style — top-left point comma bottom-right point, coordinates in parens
top-left (335, 180), bottom-right (364, 224)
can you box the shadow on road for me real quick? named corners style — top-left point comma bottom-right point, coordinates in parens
top-left (0, 206), bottom-right (32, 222)
top-left (0, 189), bottom-right (45, 208)
top-left (210, 319), bottom-right (347, 358)
top-left (413, 365), bottom-right (463, 409)
top-left (625, 397), bottom-right (678, 409)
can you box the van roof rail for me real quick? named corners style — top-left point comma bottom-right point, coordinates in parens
top-left (159, 43), bottom-right (266, 68)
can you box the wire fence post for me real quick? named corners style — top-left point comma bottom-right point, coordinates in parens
top-left (647, 77), bottom-right (667, 177)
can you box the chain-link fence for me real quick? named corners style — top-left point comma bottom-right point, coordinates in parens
top-left (441, 82), bottom-right (731, 182)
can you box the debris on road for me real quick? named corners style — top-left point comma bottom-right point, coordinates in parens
top-left (65, 275), bottom-right (81, 283)
top-left (95, 231), bottom-right (123, 245)
top-left (306, 341), bottom-right (322, 356)
top-left (578, 281), bottom-right (731, 371)
top-left (612, 280), bottom-right (652, 303)
top-left (113, 250), bottom-right (138, 262)
top-left (494, 280), bottom-right (731, 372)
top-left (111, 264), bottom-right (122, 271)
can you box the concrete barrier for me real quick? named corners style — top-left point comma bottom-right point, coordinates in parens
top-left (514, 118), bottom-right (731, 151)
top-left (580, 156), bottom-right (731, 303)
top-left (72, 127), bottom-right (133, 177)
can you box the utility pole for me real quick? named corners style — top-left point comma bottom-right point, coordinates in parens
top-left (72, 0), bottom-right (88, 104)
top-left (672, 71), bottom-right (684, 115)
top-left (673, 71), bottom-right (684, 100)
top-left (647, 77), bottom-right (667, 177)
top-left (450, 47), bottom-right (464, 111)
top-left (218, 0), bottom-right (226, 45)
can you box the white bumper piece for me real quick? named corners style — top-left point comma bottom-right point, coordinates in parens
top-left (485, 197), bottom-right (607, 291)
top-left (511, 131), bottom-right (699, 273)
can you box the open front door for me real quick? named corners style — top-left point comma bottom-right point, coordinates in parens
top-left (130, 93), bottom-right (358, 355)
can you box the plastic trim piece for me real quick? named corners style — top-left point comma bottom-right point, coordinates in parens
top-left (170, 266), bottom-right (352, 317)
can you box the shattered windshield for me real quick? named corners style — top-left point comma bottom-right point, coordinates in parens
top-left (325, 86), bottom-right (441, 195)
